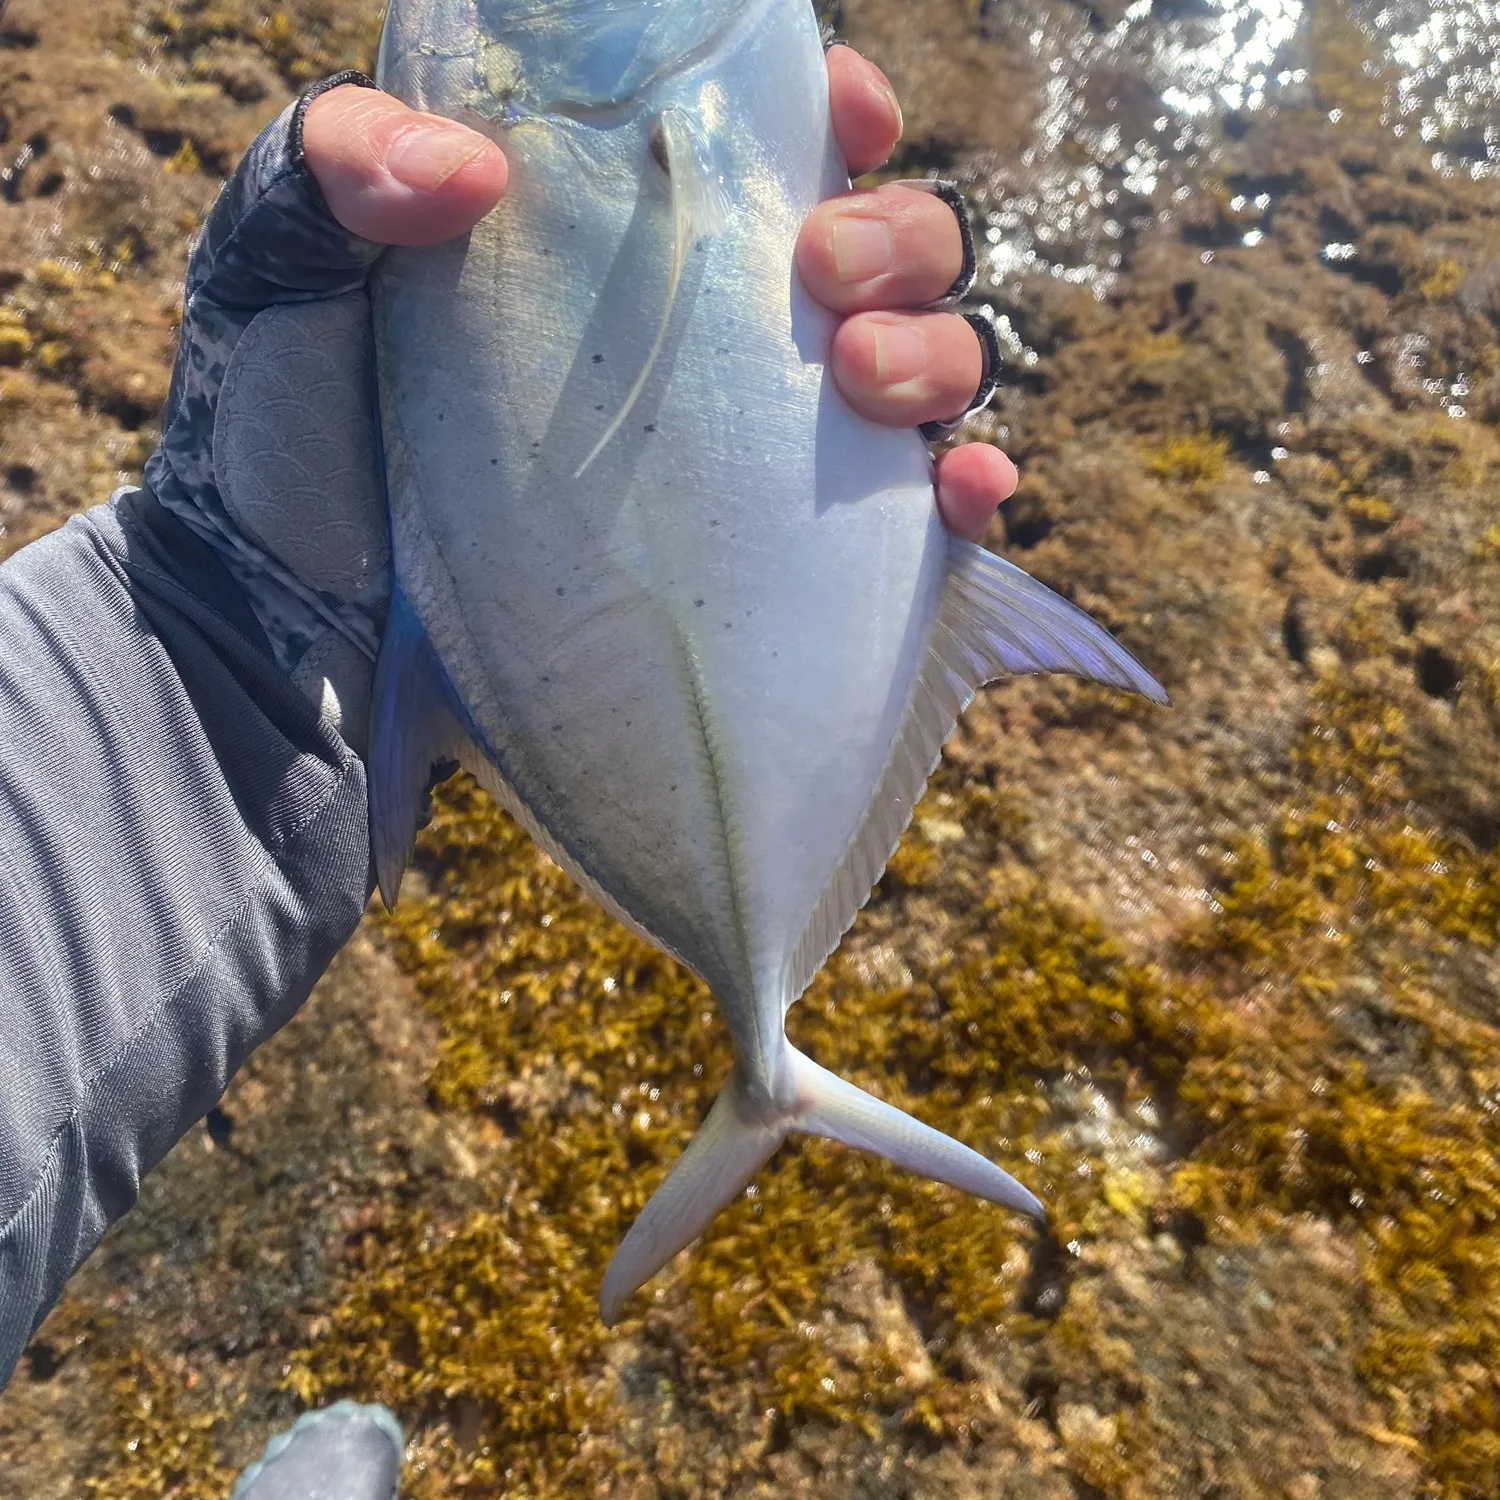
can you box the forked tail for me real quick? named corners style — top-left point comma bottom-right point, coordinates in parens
top-left (599, 1041), bottom-right (1043, 1324)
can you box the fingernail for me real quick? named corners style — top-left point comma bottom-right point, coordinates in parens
top-left (880, 80), bottom-right (904, 142)
top-left (869, 320), bottom-right (927, 385)
top-left (387, 123), bottom-right (487, 192)
top-left (831, 214), bottom-right (894, 284)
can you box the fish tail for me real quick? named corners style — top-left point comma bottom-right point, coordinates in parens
top-left (600, 1067), bottom-right (786, 1325)
top-left (599, 1040), bottom-right (1042, 1324)
top-left (789, 1047), bottom-right (1046, 1217)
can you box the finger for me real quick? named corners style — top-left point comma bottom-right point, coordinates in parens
top-left (797, 185), bottom-right (963, 314)
top-left (830, 310), bottom-right (983, 429)
top-left (303, 85), bottom-right (508, 247)
top-left (826, 45), bottom-right (902, 176)
top-left (935, 443), bottom-right (1018, 541)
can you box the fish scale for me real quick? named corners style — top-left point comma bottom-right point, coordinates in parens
top-left (368, 0), bottom-right (1166, 1324)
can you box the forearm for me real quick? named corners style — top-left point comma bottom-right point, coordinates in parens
top-left (0, 489), bottom-right (371, 1387)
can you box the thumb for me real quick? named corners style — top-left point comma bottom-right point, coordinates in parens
top-left (303, 84), bottom-right (508, 247)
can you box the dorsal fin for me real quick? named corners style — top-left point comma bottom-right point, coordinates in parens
top-left (783, 538), bottom-right (1168, 1009)
top-left (574, 107), bottom-right (729, 478)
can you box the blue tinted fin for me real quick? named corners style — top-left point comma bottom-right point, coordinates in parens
top-left (785, 538), bottom-right (1167, 1010)
top-left (941, 540), bottom-right (1169, 703)
top-left (367, 585), bottom-right (469, 909)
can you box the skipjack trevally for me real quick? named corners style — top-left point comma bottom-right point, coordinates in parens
top-left (367, 0), bottom-right (1166, 1324)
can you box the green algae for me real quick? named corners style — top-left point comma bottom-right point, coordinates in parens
top-left (1144, 434), bottom-right (1231, 492)
top-left (84, 1349), bottom-right (234, 1500)
top-left (271, 650), bottom-right (1500, 1497)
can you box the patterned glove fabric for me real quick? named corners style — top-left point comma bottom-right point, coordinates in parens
top-left (147, 69), bottom-right (393, 751)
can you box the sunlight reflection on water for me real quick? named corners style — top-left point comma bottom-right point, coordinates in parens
top-left (966, 0), bottom-right (1500, 318)
top-left (1365, 0), bottom-right (1500, 173)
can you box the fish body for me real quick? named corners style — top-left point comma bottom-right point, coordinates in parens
top-left (370, 0), bottom-right (1165, 1322)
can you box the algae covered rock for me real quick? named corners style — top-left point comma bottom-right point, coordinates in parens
top-left (2, 0), bottom-right (1499, 1496)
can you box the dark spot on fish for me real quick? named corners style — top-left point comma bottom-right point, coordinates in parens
top-left (592, 353), bottom-right (604, 363)
top-left (724, 622), bottom-right (732, 630)
top-left (716, 347), bottom-right (730, 355)
top-left (438, 412), bottom-right (444, 422)
top-left (625, 720), bottom-right (632, 729)
top-left (490, 457), bottom-right (498, 466)
top-left (542, 246), bottom-right (551, 255)
top-left (556, 586), bottom-right (565, 596)
top-left (694, 599), bottom-right (705, 608)
top-left (709, 518), bottom-right (719, 527)
top-left (552, 723), bottom-right (562, 733)
top-left (532, 440), bottom-right (541, 448)
top-left (643, 423), bottom-right (657, 433)
top-left (595, 404), bottom-right (605, 412)
top-left (772, 650), bottom-right (779, 658)
top-left (650, 119), bottom-right (670, 174)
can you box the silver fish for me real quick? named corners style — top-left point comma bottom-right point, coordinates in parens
top-left (369, 0), bottom-right (1166, 1323)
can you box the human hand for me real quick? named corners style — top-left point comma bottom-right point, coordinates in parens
top-left (300, 49), bottom-right (1016, 542)
top-left (150, 53), bottom-right (1015, 757)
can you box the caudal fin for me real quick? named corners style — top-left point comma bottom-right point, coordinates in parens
top-left (792, 1048), bottom-right (1043, 1216)
top-left (600, 1080), bottom-right (785, 1325)
top-left (599, 1043), bottom-right (1042, 1324)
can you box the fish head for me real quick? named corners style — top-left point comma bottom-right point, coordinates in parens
top-left (379, 0), bottom-right (758, 120)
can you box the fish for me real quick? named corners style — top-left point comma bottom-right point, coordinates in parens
top-left (368, 0), bottom-right (1167, 1325)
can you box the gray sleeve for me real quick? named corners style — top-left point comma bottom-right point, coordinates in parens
top-left (0, 487), bottom-right (373, 1386)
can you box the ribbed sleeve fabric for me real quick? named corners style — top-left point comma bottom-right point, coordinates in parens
top-left (0, 488), bottom-right (372, 1385)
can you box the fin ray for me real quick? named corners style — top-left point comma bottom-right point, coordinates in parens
top-left (367, 586), bottom-right (470, 909)
top-left (785, 538), bottom-right (1166, 1010)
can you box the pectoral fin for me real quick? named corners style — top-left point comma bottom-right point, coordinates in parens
top-left (574, 107), bottom-right (729, 478)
